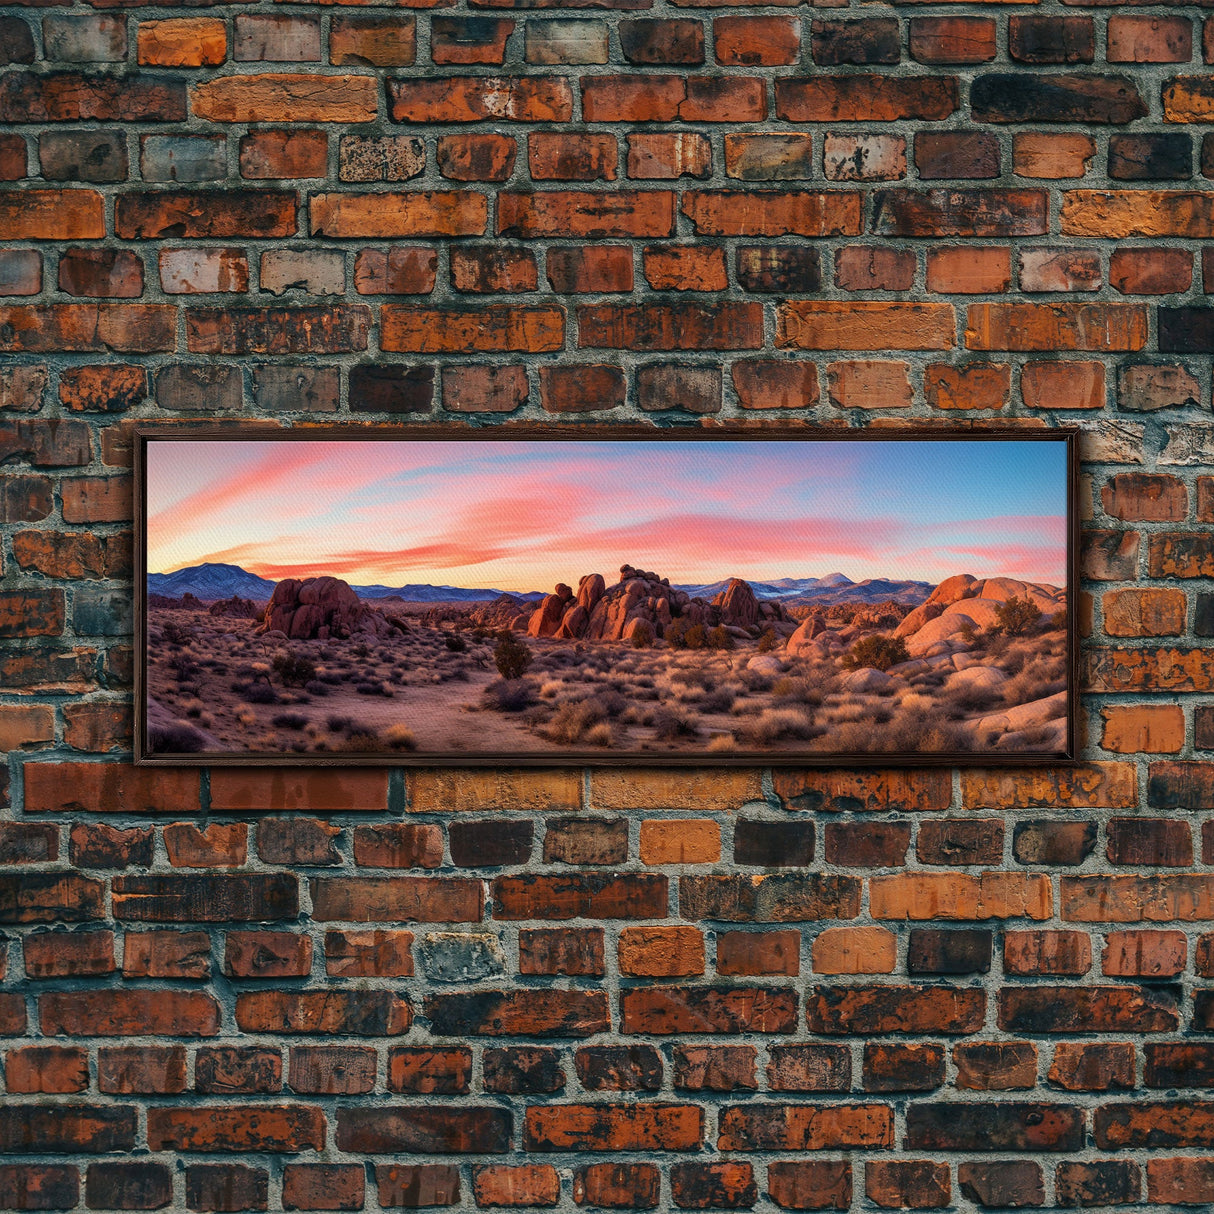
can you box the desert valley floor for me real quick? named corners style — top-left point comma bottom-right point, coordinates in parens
top-left (145, 565), bottom-right (1068, 758)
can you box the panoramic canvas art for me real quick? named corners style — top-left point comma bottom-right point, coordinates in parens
top-left (136, 429), bottom-right (1075, 764)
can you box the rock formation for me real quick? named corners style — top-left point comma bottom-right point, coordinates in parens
top-left (523, 564), bottom-right (783, 644)
top-left (209, 595), bottom-right (262, 619)
top-left (257, 575), bottom-right (392, 640)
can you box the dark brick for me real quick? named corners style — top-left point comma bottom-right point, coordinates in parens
top-left (348, 364), bottom-right (434, 413)
top-left (736, 246), bottom-right (821, 294)
top-left (483, 1047), bottom-right (565, 1094)
top-left (733, 819), bottom-right (814, 867)
top-left (1009, 16), bottom-right (1095, 64)
top-left (448, 819), bottom-right (532, 867)
top-left (811, 19), bottom-right (899, 66)
top-left (863, 1043), bottom-right (946, 1093)
top-left (1013, 820), bottom-right (1097, 865)
top-left (958, 1161), bottom-right (1044, 1209)
top-left (907, 930), bottom-right (992, 975)
top-left (85, 1163), bottom-right (172, 1210)
top-left (971, 75), bottom-right (1147, 124)
top-left (1110, 134), bottom-right (1192, 181)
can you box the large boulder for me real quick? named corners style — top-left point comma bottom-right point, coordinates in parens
top-left (713, 578), bottom-right (759, 628)
top-left (926, 573), bottom-right (978, 608)
top-left (786, 614), bottom-right (828, 657)
top-left (942, 597), bottom-right (1005, 631)
top-left (576, 573), bottom-right (605, 613)
top-left (894, 600), bottom-right (943, 638)
top-left (905, 612), bottom-right (976, 657)
top-left (259, 576), bottom-right (383, 640)
top-left (527, 593), bottom-right (567, 638)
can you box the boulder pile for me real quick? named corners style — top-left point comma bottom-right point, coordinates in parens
top-left (520, 565), bottom-right (786, 643)
top-left (257, 575), bottom-right (395, 640)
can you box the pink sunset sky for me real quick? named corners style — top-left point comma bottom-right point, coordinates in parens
top-left (145, 437), bottom-right (1068, 591)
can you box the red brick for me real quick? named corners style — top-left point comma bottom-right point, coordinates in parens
top-left (283, 1164), bottom-right (364, 1212)
top-left (431, 16), bottom-right (510, 64)
top-left (41, 989), bottom-right (220, 1037)
top-left (620, 19), bottom-right (703, 66)
top-left (715, 16), bottom-right (799, 65)
top-left (1109, 15), bottom-right (1192, 62)
top-left (627, 132), bottom-right (711, 180)
top-left (58, 248), bottom-right (143, 299)
top-left (381, 304), bottom-right (562, 353)
top-left (390, 76), bottom-right (571, 123)
top-left (95, 1048), bottom-right (183, 1099)
top-left (546, 246), bottom-right (633, 293)
top-left (149, 1105), bottom-right (323, 1153)
top-left (526, 1104), bottom-right (703, 1152)
top-left (474, 1164), bottom-right (559, 1208)
top-left (1020, 360), bottom-right (1105, 409)
top-left (1102, 472), bottom-right (1188, 521)
top-left (865, 1161), bottom-right (950, 1210)
top-left (573, 1163), bottom-right (659, 1209)
top-left (528, 131), bottom-right (616, 181)
top-left (1147, 1159), bottom-right (1214, 1205)
top-left (643, 245), bottom-right (727, 292)
top-left (579, 302), bottom-right (761, 351)
top-left (835, 247), bottom-right (915, 292)
top-left (0, 189), bottom-right (99, 241)
top-left (776, 76), bottom-right (956, 122)
top-left (719, 1104), bottom-right (892, 1152)
top-left (925, 363), bottom-right (1009, 411)
top-left (437, 133), bottom-right (516, 182)
top-left (683, 191), bottom-right (859, 237)
top-left (1110, 247), bottom-right (1193, 295)
top-left (23, 929), bottom-right (115, 977)
top-left (124, 930), bottom-right (210, 979)
top-left (138, 18), bottom-right (227, 66)
top-left (767, 1162), bottom-right (851, 1211)
top-left (451, 246), bottom-right (537, 293)
top-left (375, 1164), bottom-right (460, 1209)
top-left (909, 17), bottom-right (995, 64)
top-left (926, 246), bottom-right (1011, 294)
top-left (5, 1045), bottom-right (88, 1094)
top-left (330, 15), bottom-right (415, 66)
top-left (231, 135), bottom-right (322, 187)
top-left (732, 360), bottom-right (818, 410)
top-left (226, 931), bottom-right (313, 979)
top-left (0, 305), bottom-right (175, 353)
top-left (388, 1047), bottom-right (471, 1094)
top-left (325, 929), bottom-right (414, 978)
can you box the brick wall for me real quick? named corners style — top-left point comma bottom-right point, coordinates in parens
top-left (2, 0), bottom-right (1214, 1209)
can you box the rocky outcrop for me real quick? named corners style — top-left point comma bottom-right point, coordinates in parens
top-left (712, 578), bottom-right (759, 628)
top-left (209, 595), bottom-right (261, 619)
top-left (522, 564), bottom-right (781, 644)
top-left (258, 575), bottom-right (391, 640)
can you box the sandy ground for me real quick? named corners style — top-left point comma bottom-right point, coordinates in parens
top-left (145, 607), bottom-right (1067, 759)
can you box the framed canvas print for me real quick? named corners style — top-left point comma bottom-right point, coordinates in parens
top-left (134, 425), bottom-right (1077, 766)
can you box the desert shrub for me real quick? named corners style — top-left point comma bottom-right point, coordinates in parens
top-left (546, 698), bottom-right (608, 744)
top-left (445, 634), bottom-right (467, 652)
top-left (842, 633), bottom-right (910, 672)
top-left (708, 625), bottom-right (735, 651)
top-left (584, 722), bottom-right (613, 747)
top-left (699, 688), bottom-right (736, 714)
top-left (327, 714), bottom-right (353, 732)
top-left (353, 643), bottom-right (370, 658)
top-left (740, 669), bottom-right (775, 694)
top-left (356, 681), bottom-right (393, 697)
top-left (995, 595), bottom-right (1043, 637)
top-left (147, 720), bottom-right (210, 753)
top-left (631, 621), bottom-right (654, 649)
top-left (170, 654), bottom-right (199, 683)
top-left (303, 679), bottom-right (329, 697)
top-left (162, 620), bottom-right (194, 646)
top-left (1001, 655), bottom-right (1066, 706)
top-left (737, 707), bottom-right (817, 746)
top-left (383, 723), bottom-right (418, 751)
top-left (272, 712), bottom-right (308, 730)
top-left (244, 681), bottom-right (278, 705)
top-left (595, 688), bottom-right (627, 717)
top-left (666, 619), bottom-right (708, 650)
top-left (756, 628), bottom-right (780, 653)
top-left (482, 678), bottom-right (536, 713)
top-left (494, 632), bottom-right (532, 680)
top-left (652, 708), bottom-right (699, 741)
top-left (337, 729), bottom-right (381, 752)
top-left (272, 652), bottom-right (316, 687)
top-left (706, 734), bottom-right (737, 752)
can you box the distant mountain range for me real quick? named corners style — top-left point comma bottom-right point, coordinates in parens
top-left (674, 573), bottom-right (932, 607)
top-left (149, 563), bottom-right (932, 608)
top-left (147, 562), bottom-right (543, 604)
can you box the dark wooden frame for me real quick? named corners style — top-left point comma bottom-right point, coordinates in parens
top-left (133, 424), bottom-right (1079, 767)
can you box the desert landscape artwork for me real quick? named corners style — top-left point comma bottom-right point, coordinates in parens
top-left (137, 429), bottom-right (1073, 764)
